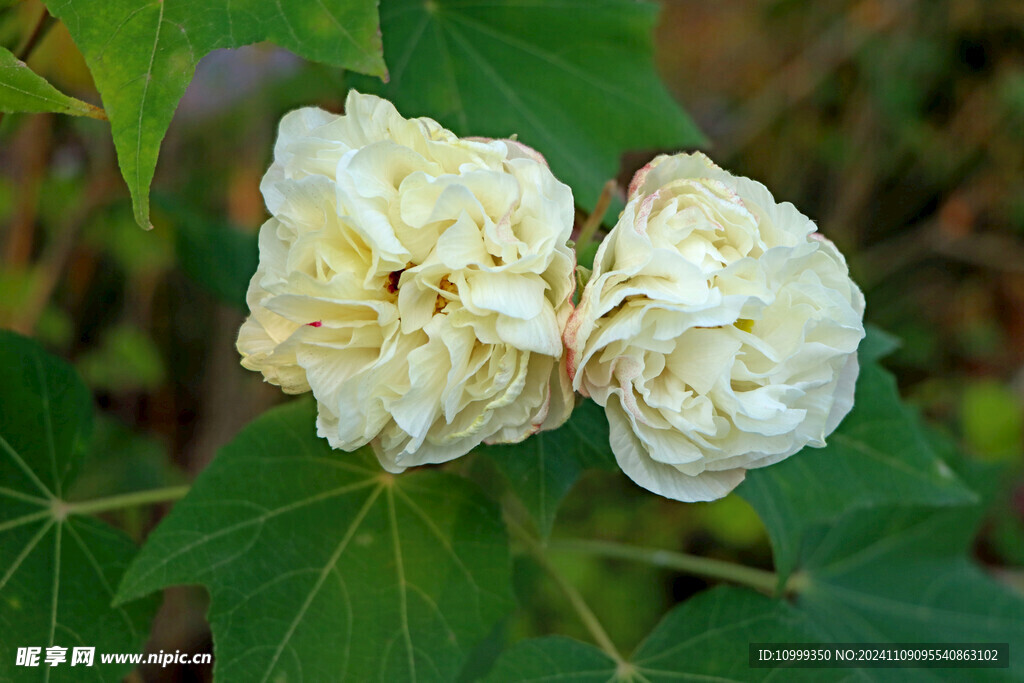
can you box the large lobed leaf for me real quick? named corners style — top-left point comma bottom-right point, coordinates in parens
top-left (116, 398), bottom-right (514, 682)
top-left (42, 0), bottom-right (387, 228)
top-left (485, 586), bottom-right (827, 682)
top-left (355, 0), bottom-right (705, 214)
top-left (738, 339), bottom-right (976, 580)
top-left (0, 331), bottom-right (158, 682)
top-left (794, 454), bottom-right (1024, 681)
top-left (489, 481), bottom-right (1024, 682)
top-left (0, 45), bottom-right (105, 119)
top-left (488, 454), bottom-right (1022, 682)
top-left (480, 398), bottom-right (616, 538)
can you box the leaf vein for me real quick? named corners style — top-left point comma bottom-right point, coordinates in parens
top-left (259, 484), bottom-right (384, 683)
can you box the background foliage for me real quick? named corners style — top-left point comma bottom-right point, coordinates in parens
top-left (1, 0), bottom-right (1023, 681)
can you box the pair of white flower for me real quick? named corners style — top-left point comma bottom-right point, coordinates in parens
top-left (237, 91), bottom-right (865, 502)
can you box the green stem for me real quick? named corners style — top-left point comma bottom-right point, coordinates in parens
top-left (506, 518), bottom-right (626, 665)
top-left (63, 485), bottom-right (190, 517)
top-left (551, 539), bottom-right (805, 596)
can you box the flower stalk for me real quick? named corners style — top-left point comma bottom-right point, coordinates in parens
top-left (506, 517), bottom-right (627, 665)
top-left (61, 486), bottom-right (191, 517)
top-left (575, 179), bottom-right (617, 256)
top-left (550, 538), bottom-right (807, 596)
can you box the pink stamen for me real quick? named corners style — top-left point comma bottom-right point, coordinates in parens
top-left (307, 321), bottom-right (322, 327)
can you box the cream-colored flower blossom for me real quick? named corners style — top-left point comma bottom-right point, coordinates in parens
top-left (565, 153), bottom-right (865, 502)
top-left (238, 91), bottom-right (576, 472)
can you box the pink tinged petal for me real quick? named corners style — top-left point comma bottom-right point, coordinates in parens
top-left (640, 152), bottom-right (728, 197)
top-left (483, 209), bottom-right (524, 263)
top-left (541, 359), bottom-right (575, 432)
top-left (612, 355), bottom-right (645, 414)
top-left (500, 138), bottom-right (549, 166)
top-left (627, 158), bottom-right (659, 200)
top-left (563, 307), bottom-right (586, 385)
top-left (633, 190), bottom-right (661, 237)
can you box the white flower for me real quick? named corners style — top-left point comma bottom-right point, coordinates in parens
top-left (238, 91), bottom-right (576, 472)
top-left (565, 153), bottom-right (865, 502)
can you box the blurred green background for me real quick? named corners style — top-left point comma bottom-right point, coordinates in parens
top-left (1, 0), bottom-right (1022, 679)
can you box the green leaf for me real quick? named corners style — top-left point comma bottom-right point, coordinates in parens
top-left (486, 637), bottom-right (612, 683)
top-left (0, 331), bottom-right (158, 682)
top-left (42, 0), bottom-right (387, 229)
top-left (357, 0), bottom-right (704, 214)
top-left (157, 197), bottom-right (258, 311)
top-left (486, 586), bottom-right (824, 682)
top-left (76, 323), bottom-right (166, 393)
top-left (0, 44), bottom-right (105, 119)
top-left (456, 618), bottom-right (508, 683)
top-left (116, 398), bottom-right (514, 682)
top-left (480, 398), bottom-right (615, 538)
top-left (858, 324), bottom-right (901, 364)
top-left (795, 459), bottom-right (1024, 680)
top-left (69, 415), bottom-right (185, 502)
top-left (739, 357), bottom-right (977, 581)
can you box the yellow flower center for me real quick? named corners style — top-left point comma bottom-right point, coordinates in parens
top-left (434, 276), bottom-right (458, 314)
